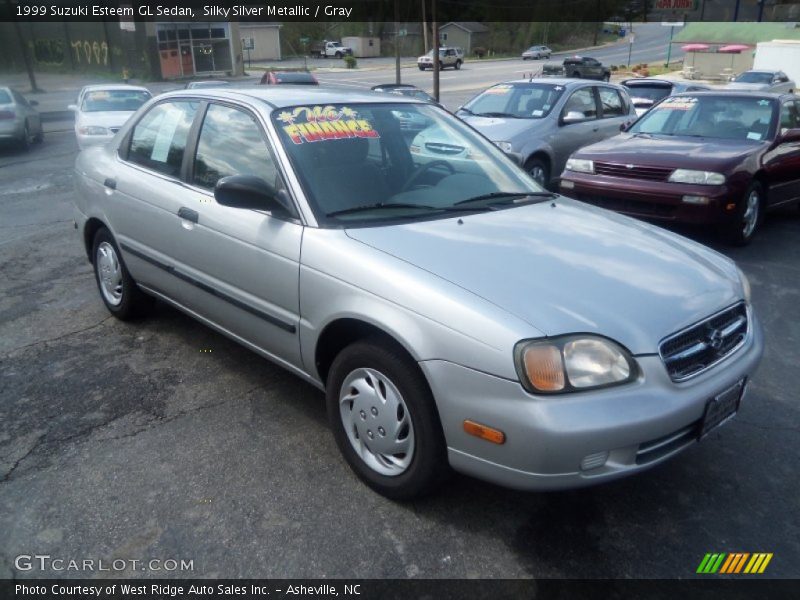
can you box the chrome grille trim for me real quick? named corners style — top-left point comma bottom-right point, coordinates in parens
top-left (659, 302), bottom-right (749, 382)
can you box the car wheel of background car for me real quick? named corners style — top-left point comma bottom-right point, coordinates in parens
top-left (335, 52), bottom-right (342, 59)
top-left (603, 73), bottom-right (611, 82)
top-left (418, 65), bottom-right (425, 71)
top-left (19, 122), bottom-right (31, 151)
top-left (326, 338), bottom-right (448, 500)
top-left (34, 127), bottom-right (44, 143)
top-left (92, 227), bottom-right (151, 320)
top-left (724, 182), bottom-right (763, 246)
top-left (455, 60), bottom-right (462, 70)
top-left (572, 71), bottom-right (581, 79)
top-left (525, 157), bottom-right (550, 188)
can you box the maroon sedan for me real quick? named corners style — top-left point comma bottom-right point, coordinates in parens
top-left (560, 92), bottom-right (800, 245)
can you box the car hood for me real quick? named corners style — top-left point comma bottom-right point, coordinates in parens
top-left (76, 110), bottom-right (137, 128)
top-left (575, 133), bottom-right (761, 170)
top-left (461, 115), bottom-right (543, 142)
top-left (724, 82), bottom-right (770, 91)
top-left (345, 198), bottom-right (741, 354)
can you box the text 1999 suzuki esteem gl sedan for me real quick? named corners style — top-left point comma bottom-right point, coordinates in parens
top-left (73, 87), bottom-right (763, 499)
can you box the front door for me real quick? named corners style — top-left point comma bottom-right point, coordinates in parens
top-left (764, 99), bottom-right (800, 206)
top-left (551, 86), bottom-right (602, 177)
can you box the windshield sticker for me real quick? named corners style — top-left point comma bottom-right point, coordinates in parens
top-left (747, 131), bottom-right (763, 140)
top-left (660, 97), bottom-right (698, 111)
top-left (86, 91), bottom-right (110, 101)
top-left (150, 107), bottom-right (183, 163)
top-left (757, 99), bottom-right (770, 106)
top-left (485, 85), bottom-right (512, 95)
top-left (532, 109), bottom-right (544, 116)
top-left (277, 105), bottom-right (379, 144)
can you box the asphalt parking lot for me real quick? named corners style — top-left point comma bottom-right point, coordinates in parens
top-left (0, 129), bottom-right (798, 580)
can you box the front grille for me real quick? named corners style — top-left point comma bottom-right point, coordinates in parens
top-left (660, 303), bottom-right (748, 381)
top-left (577, 194), bottom-right (676, 218)
top-left (425, 142), bottom-right (464, 155)
top-left (594, 161), bottom-right (673, 181)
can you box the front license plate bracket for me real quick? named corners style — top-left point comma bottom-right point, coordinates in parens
top-left (699, 378), bottom-right (745, 439)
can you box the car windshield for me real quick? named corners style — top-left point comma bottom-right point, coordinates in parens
top-left (0, 90), bottom-right (12, 104)
top-left (274, 73), bottom-right (316, 84)
top-left (189, 81), bottom-right (230, 89)
top-left (463, 82), bottom-right (566, 119)
top-left (391, 88), bottom-right (435, 102)
top-left (272, 103), bottom-right (545, 226)
top-left (629, 95), bottom-right (776, 141)
top-left (624, 84), bottom-right (672, 103)
top-left (734, 72), bottom-right (774, 84)
top-left (81, 90), bottom-right (151, 112)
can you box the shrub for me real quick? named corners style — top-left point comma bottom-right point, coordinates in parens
top-left (344, 55), bottom-right (357, 69)
top-left (473, 47), bottom-right (486, 58)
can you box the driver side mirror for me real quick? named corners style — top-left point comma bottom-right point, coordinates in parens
top-left (777, 128), bottom-right (800, 144)
top-left (561, 111), bottom-right (587, 125)
top-left (214, 175), bottom-right (296, 216)
top-left (68, 104), bottom-right (78, 111)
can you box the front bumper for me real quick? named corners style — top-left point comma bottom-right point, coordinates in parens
top-left (0, 119), bottom-right (24, 141)
top-left (420, 311), bottom-right (763, 491)
top-left (76, 131), bottom-right (115, 150)
top-left (559, 171), bottom-right (744, 225)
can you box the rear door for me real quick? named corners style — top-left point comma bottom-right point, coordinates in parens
top-left (168, 101), bottom-right (304, 368)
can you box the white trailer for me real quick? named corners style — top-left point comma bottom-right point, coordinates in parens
top-left (753, 41), bottom-right (800, 89)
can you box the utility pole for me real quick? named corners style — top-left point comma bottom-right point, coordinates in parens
top-left (432, 0), bottom-right (439, 101)
top-left (394, 0), bottom-right (401, 85)
top-left (421, 0), bottom-right (428, 53)
top-left (12, 19), bottom-right (39, 92)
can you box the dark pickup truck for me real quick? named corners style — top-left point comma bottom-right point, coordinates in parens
top-left (542, 56), bottom-right (611, 81)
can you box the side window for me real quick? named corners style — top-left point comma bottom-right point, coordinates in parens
top-left (563, 88), bottom-right (597, 120)
top-left (193, 103), bottom-right (280, 191)
top-left (779, 101), bottom-right (798, 131)
top-left (128, 101), bottom-right (197, 177)
top-left (598, 87), bottom-right (625, 118)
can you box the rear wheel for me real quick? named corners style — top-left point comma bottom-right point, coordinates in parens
top-left (335, 51), bottom-right (342, 59)
top-left (326, 339), bottom-right (448, 500)
top-left (455, 60), bottom-right (462, 70)
top-left (603, 73), bottom-right (611, 82)
top-left (19, 122), bottom-right (31, 151)
top-left (723, 181), bottom-right (763, 246)
top-left (92, 227), bottom-right (151, 319)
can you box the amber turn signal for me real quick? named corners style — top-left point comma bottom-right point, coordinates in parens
top-left (463, 420), bottom-right (506, 445)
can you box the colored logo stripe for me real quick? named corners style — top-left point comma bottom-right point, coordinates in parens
top-left (697, 552), bottom-right (773, 574)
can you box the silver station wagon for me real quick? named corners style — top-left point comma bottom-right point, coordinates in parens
top-left (73, 87), bottom-right (763, 499)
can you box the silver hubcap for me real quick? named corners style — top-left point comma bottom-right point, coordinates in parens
top-left (339, 368), bottom-right (415, 477)
top-left (742, 190), bottom-right (760, 238)
top-left (96, 241), bottom-right (123, 306)
top-left (529, 166), bottom-right (546, 184)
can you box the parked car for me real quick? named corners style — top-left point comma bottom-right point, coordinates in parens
top-left (621, 78), bottom-right (710, 116)
top-left (522, 45), bottom-right (552, 60)
top-left (418, 47), bottom-right (464, 70)
top-left (260, 71), bottom-right (319, 86)
top-left (310, 40), bottom-right (352, 59)
top-left (454, 78), bottom-right (636, 187)
top-left (73, 87), bottom-right (762, 499)
top-left (69, 85), bottom-right (152, 149)
top-left (724, 70), bottom-right (794, 94)
top-left (185, 80), bottom-right (232, 90)
top-left (563, 56), bottom-right (611, 81)
top-left (370, 83), bottom-right (443, 108)
top-left (0, 86), bottom-right (44, 150)
top-left (560, 92), bottom-right (800, 245)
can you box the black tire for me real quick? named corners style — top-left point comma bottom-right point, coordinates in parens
top-left (455, 60), bottom-right (462, 70)
top-left (34, 127), bottom-right (44, 143)
top-left (572, 71), bottom-right (582, 79)
top-left (326, 338), bottom-right (448, 500)
top-left (525, 156), bottom-right (551, 189)
top-left (603, 73), bottom-right (611, 82)
top-left (418, 65), bottom-right (425, 71)
top-left (335, 52), bottom-right (342, 59)
top-left (91, 227), bottom-right (151, 320)
top-left (19, 122), bottom-right (31, 151)
top-left (722, 181), bottom-right (764, 246)
top-left (523, 56), bottom-right (529, 61)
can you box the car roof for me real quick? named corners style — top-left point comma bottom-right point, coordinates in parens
top-left (371, 83), bottom-right (418, 90)
top-left (80, 84), bottom-right (150, 93)
top-left (671, 90), bottom-right (790, 100)
top-left (157, 86), bottom-right (422, 108)
top-left (503, 78), bottom-right (608, 88)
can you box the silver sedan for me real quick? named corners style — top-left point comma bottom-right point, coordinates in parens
top-left (0, 86), bottom-right (43, 150)
top-left (73, 87), bottom-right (763, 499)
top-left (725, 70), bottom-right (795, 94)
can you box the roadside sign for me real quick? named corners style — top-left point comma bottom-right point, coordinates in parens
top-left (398, 29), bottom-right (407, 37)
top-left (629, 34), bottom-right (635, 44)
top-left (242, 37), bottom-right (254, 50)
top-left (299, 36), bottom-right (310, 44)
top-left (662, 21), bottom-right (685, 27)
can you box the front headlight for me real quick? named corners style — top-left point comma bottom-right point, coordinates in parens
top-left (78, 126), bottom-right (110, 136)
top-left (737, 266), bottom-right (751, 304)
top-left (515, 335), bottom-right (638, 394)
top-left (494, 141), bottom-right (513, 152)
top-left (668, 169), bottom-right (725, 185)
top-left (565, 158), bottom-right (594, 174)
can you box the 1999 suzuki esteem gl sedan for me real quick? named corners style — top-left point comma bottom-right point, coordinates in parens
top-left (73, 87), bottom-right (763, 499)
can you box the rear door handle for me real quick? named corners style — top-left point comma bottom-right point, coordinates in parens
top-left (103, 178), bottom-right (116, 190)
top-left (177, 207), bottom-right (199, 223)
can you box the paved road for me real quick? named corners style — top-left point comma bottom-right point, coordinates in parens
top-left (0, 130), bottom-right (798, 579)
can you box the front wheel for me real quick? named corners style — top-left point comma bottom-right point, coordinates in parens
top-left (335, 52), bottom-right (342, 59)
top-left (92, 227), bottom-right (151, 319)
top-left (603, 73), bottom-right (611, 82)
top-left (525, 157), bottom-right (550, 188)
top-left (572, 71), bottom-right (582, 79)
top-left (722, 181), bottom-right (763, 246)
top-left (418, 65), bottom-right (425, 71)
top-left (326, 339), bottom-right (448, 500)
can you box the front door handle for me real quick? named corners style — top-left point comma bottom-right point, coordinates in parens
top-left (177, 207), bottom-right (199, 223)
top-left (103, 178), bottom-right (116, 190)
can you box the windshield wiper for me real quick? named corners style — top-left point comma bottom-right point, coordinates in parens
top-left (326, 202), bottom-right (493, 218)
top-left (458, 107), bottom-right (475, 115)
top-left (454, 191), bottom-right (557, 207)
top-left (474, 111), bottom-right (520, 119)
